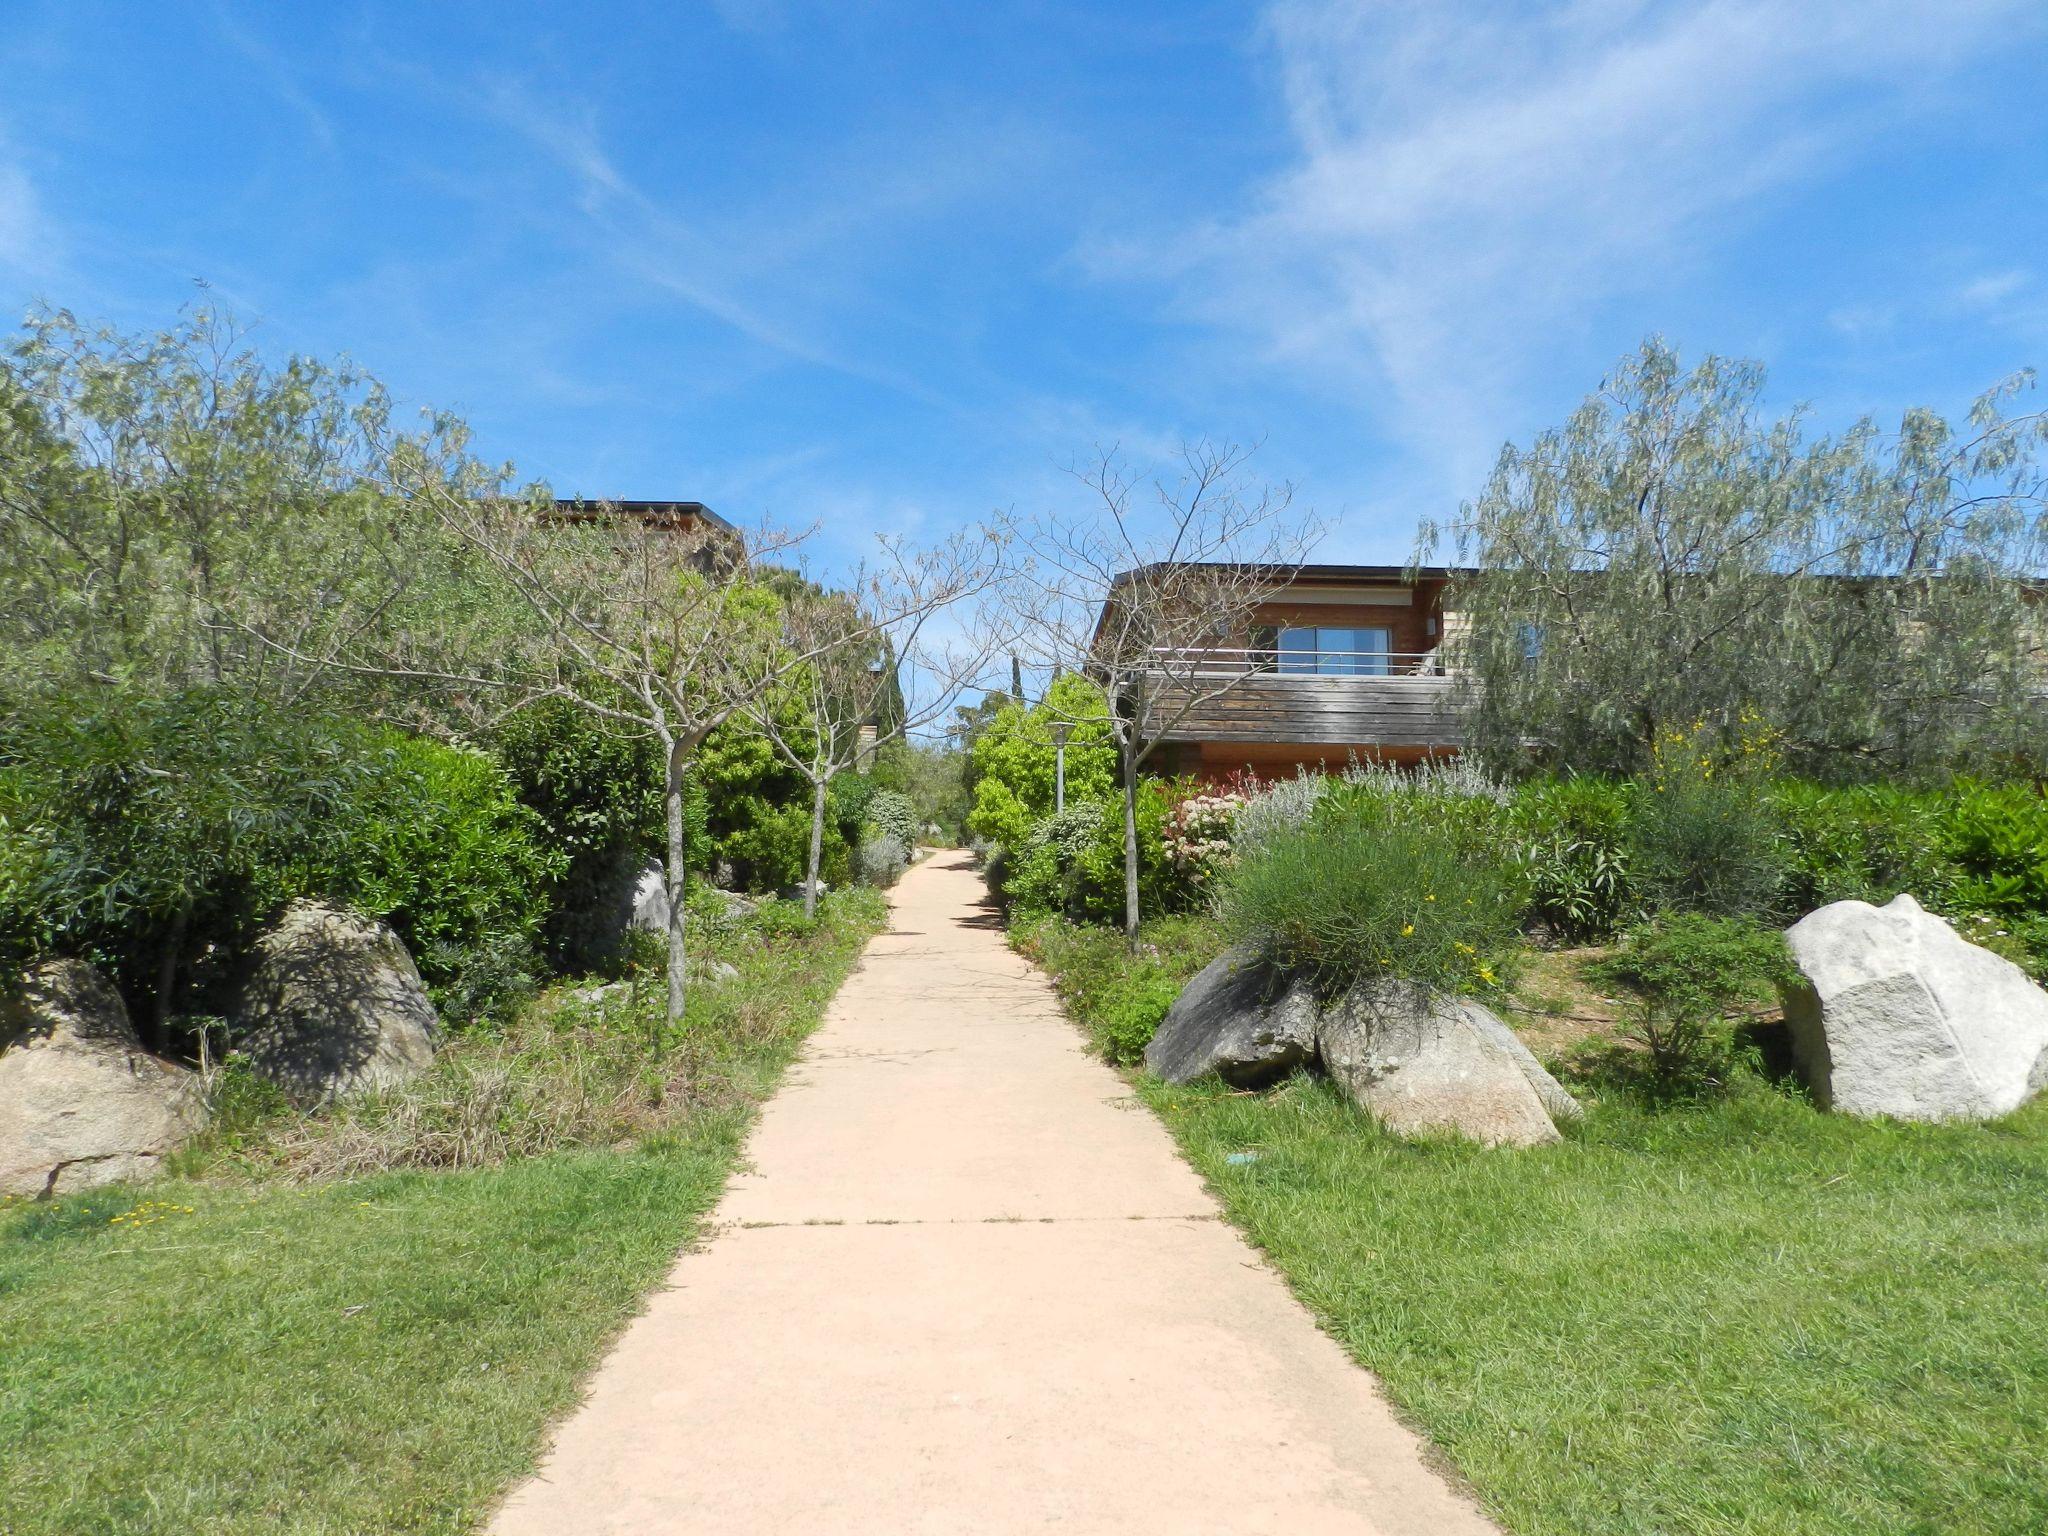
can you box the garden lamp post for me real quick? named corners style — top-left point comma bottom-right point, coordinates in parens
top-left (1048, 717), bottom-right (1072, 815)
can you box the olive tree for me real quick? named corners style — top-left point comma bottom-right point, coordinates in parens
top-left (0, 305), bottom-right (420, 702)
top-left (1423, 340), bottom-right (2048, 778)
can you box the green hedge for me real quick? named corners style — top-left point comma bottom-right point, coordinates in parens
top-left (0, 688), bottom-right (561, 1036)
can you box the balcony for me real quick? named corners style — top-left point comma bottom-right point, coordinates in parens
top-left (1133, 647), bottom-right (1466, 749)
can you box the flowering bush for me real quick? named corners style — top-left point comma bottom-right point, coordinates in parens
top-left (1162, 781), bottom-right (1249, 886)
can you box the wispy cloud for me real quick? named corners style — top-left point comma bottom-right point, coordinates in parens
top-left (449, 72), bottom-right (1034, 413)
top-left (1126, 0), bottom-right (2041, 488)
top-left (209, 2), bottom-right (339, 153)
top-left (0, 136), bottom-right (59, 282)
top-left (1956, 268), bottom-right (2031, 310)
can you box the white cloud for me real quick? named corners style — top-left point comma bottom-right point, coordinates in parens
top-left (1137, 0), bottom-right (2040, 488)
top-left (1956, 268), bottom-right (2031, 310)
top-left (457, 74), bottom-right (1039, 414)
top-left (0, 144), bottom-right (58, 280)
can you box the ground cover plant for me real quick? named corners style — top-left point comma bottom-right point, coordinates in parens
top-left (0, 888), bottom-right (887, 1536)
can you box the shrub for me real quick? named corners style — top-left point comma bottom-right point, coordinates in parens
top-left (0, 811), bottom-right (51, 985)
top-left (1005, 800), bottom-right (1108, 916)
top-left (1590, 914), bottom-right (1794, 1096)
top-left (1627, 768), bottom-right (1786, 920)
top-left (1770, 780), bottom-right (1954, 913)
top-left (1315, 763), bottom-right (1516, 862)
top-left (1071, 779), bottom-right (1197, 925)
top-left (829, 772), bottom-right (877, 847)
top-left (330, 733), bottom-right (560, 1022)
top-left (0, 689), bottom-right (562, 1036)
top-left (487, 699), bottom-right (663, 968)
top-left (1511, 777), bottom-right (1637, 941)
top-left (1221, 804), bottom-right (1519, 998)
top-left (865, 789), bottom-right (918, 848)
top-left (1231, 771), bottom-right (1328, 864)
top-left (855, 834), bottom-right (910, 889)
top-left (720, 797), bottom-right (848, 893)
top-left (1160, 781), bottom-right (1248, 891)
top-left (1341, 754), bottom-right (1509, 803)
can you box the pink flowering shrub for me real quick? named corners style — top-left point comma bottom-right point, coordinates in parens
top-left (1162, 775), bottom-right (1254, 886)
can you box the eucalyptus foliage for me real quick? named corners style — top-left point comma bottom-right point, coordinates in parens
top-left (1427, 340), bottom-right (2048, 778)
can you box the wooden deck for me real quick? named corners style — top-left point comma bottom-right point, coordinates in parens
top-left (1139, 673), bottom-right (1466, 749)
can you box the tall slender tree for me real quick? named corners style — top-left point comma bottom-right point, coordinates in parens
top-left (1000, 442), bottom-right (1318, 941)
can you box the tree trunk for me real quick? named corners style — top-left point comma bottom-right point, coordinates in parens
top-left (803, 774), bottom-right (829, 920)
top-left (1121, 741), bottom-right (1141, 948)
top-left (153, 903), bottom-right (188, 1053)
top-left (663, 735), bottom-right (690, 1032)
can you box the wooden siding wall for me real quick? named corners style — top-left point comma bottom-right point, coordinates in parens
top-left (1140, 674), bottom-right (1466, 749)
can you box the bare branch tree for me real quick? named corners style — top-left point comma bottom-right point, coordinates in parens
top-left (232, 431), bottom-right (836, 1029)
top-left (738, 529), bottom-right (1008, 917)
top-left (999, 441), bottom-right (1320, 941)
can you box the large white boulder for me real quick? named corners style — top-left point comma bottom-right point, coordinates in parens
top-left (1144, 944), bottom-right (1318, 1088)
top-left (1, 960), bottom-right (206, 1197)
top-left (1783, 893), bottom-right (2048, 1122)
top-left (233, 902), bottom-right (440, 1103)
top-left (1317, 981), bottom-right (1565, 1149)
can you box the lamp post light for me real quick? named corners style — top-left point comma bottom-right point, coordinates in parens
top-left (1048, 718), bottom-right (1073, 816)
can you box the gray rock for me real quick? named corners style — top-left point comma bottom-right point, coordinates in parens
top-left (1464, 1006), bottom-right (1583, 1121)
top-left (711, 888), bottom-right (758, 922)
top-left (1317, 981), bottom-right (1562, 1149)
top-left (691, 959), bottom-right (741, 985)
top-left (629, 865), bottom-right (671, 934)
top-left (1784, 893), bottom-right (2048, 1122)
top-left (629, 868), bottom-right (757, 939)
top-left (1, 959), bottom-right (206, 1198)
top-left (233, 902), bottom-right (440, 1103)
top-left (1144, 944), bottom-right (1319, 1088)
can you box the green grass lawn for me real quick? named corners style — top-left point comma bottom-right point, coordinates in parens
top-left (0, 890), bottom-right (886, 1536)
top-left (1028, 914), bottom-right (2048, 1536)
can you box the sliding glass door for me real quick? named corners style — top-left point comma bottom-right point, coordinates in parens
top-left (1276, 625), bottom-right (1392, 676)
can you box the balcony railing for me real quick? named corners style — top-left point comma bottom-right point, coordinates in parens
top-left (1141, 645), bottom-right (1453, 679)
top-left (1131, 646), bottom-right (1467, 748)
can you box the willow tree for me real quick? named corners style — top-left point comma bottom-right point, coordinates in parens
top-left (1423, 340), bottom-right (2048, 779)
top-left (0, 305), bottom-right (422, 702)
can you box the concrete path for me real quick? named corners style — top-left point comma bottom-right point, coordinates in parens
top-left (492, 851), bottom-right (1498, 1536)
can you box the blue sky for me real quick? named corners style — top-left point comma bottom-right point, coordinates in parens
top-left (5, 0), bottom-right (2048, 567)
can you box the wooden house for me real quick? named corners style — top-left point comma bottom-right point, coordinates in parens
top-left (1109, 563), bottom-right (1471, 779)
